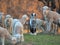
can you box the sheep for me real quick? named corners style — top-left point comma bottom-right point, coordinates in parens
top-left (12, 19), bottom-right (24, 42)
top-left (4, 14), bottom-right (29, 43)
top-left (12, 14), bottom-right (29, 42)
top-left (5, 15), bottom-right (28, 42)
top-left (0, 27), bottom-right (17, 45)
top-left (4, 14), bottom-right (13, 34)
top-left (13, 14), bottom-right (29, 41)
top-left (46, 11), bottom-right (60, 34)
top-left (36, 18), bottom-right (46, 32)
top-left (29, 13), bottom-right (37, 35)
top-left (29, 13), bottom-right (46, 35)
top-left (43, 6), bottom-right (60, 24)
top-left (19, 14), bottom-right (29, 25)
top-left (0, 12), bottom-right (5, 27)
top-left (42, 6), bottom-right (60, 34)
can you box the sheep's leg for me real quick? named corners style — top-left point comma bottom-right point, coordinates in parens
top-left (20, 28), bottom-right (24, 42)
top-left (10, 26), bottom-right (12, 34)
top-left (41, 27), bottom-right (45, 32)
top-left (9, 19), bottom-right (13, 34)
top-left (51, 23), bottom-right (55, 33)
top-left (52, 24), bottom-right (58, 34)
top-left (20, 34), bottom-right (24, 42)
top-left (55, 24), bottom-right (58, 35)
top-left (1, 37), bottom-right (5, 45)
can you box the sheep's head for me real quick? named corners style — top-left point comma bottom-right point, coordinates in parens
top-left (21, 14), bottom-right (29, 24)
top-left (5, 15), bottom-right (13, 27)
top-left (43, 6), bottom-right (49, 11)
top-left (30, 13), bottom-right (36, 19)
top-left (22, 14), bottom-right (29, 21)
top-left (43, 6), bottom-right (50, 16)
top-left (11, 37), bottom-right (17, 44)
top-left (5, 14), bottom-right (11, 18)
top-left (13, 34), bottom-right (24, 43)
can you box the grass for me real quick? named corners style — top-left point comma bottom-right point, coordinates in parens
top-left (24, 33), bottom-right (60, 45)
top-left (0, 33), bottom-right (60, 45)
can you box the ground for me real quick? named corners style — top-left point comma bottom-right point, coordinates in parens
top-left (0, 33), bottom-right (60, 45)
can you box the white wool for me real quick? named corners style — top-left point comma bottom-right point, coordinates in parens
top-left (22, 14), bottom-right (28, 19)
top-left (0, 12), bottom-right (4, 15)
top-left (43, 6), bottom-right (49, 11)
top-left (13, 33), bottom-right (23, 42)
top-left (13, 19), bottom-right (23, 28)
top-left (20, 14), bottom-right (28, 25)
top-left (12, 37), bottom-right (17, 41)
top-left (5, 15), bottom-right (11, 18)
top-left (33, 13), bottom-right (36, 16)
top-left (13, 34), bottom-right (21, 42)
top-left (11, 37), bottom-right (17, 44)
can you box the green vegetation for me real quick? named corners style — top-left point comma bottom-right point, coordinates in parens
top-left (24, 33), bottom-right (60, 45)
top-left (0, 33), bottom-right (60, 45)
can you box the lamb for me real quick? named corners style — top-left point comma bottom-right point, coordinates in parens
top-left (36, 18), bottom-right (46, 32)
top-left (0, 27), bottom-right (17, 45)
top-left (12, 14), bottom-right (29, 42)
top-left (4, 14), bottom-right (13, 34)
top-left (19, 14), bottom-right (29, 25)
top-left (42, 6), bottom-right (60, 34)
top-left (12, 19), bottom-right (24, 42)
top-left (0, 12), bottom-right (5, 27)
top-left (4, 14), bottom-right (29, 43)
top-left (43, 6), bottom-right (60, 24)
top-left (29, 13), bottom-right (46, 35)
